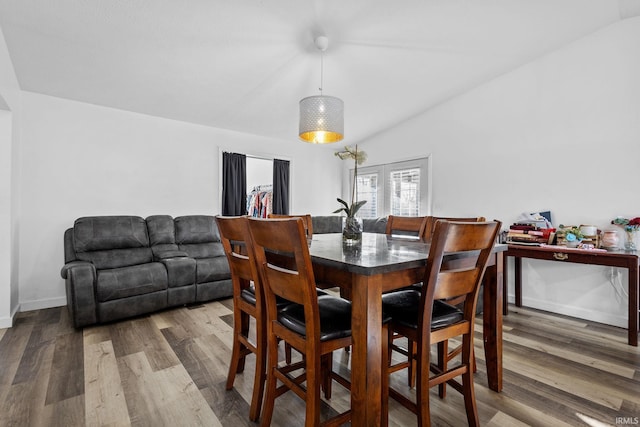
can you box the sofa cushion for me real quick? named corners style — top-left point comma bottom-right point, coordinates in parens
top-left (175, 215), bottom-right (220, 244)
top-left (311, 216), bottom-right (388, 235)
top-left (195, 257), bottom-right (230, 283)
top-left (76, 248), bottom-right (154, 270)
top-left (96, 262), bottom-right (168, 302)
top-left (146, 215), bottom-right (181, 259)
top-left (73, 216), bottom-right (153, 269)
top-left (146, 215), bottom-right (176, 245)
top-left (312, 216), bottom-right (343, 234)
top-left (178, 243), bottom-right (224, 259)
top-left (74, 216), bottom-right (150, 252)
top-left (363, 217), bottom-right (388, 234)
top-left (175, 215), bottom-right (225, 259)
top-left (98, 291), bottom-right (167, 323)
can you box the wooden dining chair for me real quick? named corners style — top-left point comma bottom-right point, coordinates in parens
top-left (267, 213), bottom-right (313, 237)
top-left (267, 213), bottom-right (348, 304)
top-left (248, 217), bottom-right (353, 427)
top-left (423, 216), bottom-right (486, 241)
top-left (217, 215), bottom-right (323, 419)
top-left (216, 215), bottom-right (273, 421)
top-left (384, 215), bottom-right (429, 383)
top-left (423, 216), bottom-right (487, 394)
top-left (382, 220), bottom-right (500, 426)
top-left (385, 215), bottom-right (428, 239)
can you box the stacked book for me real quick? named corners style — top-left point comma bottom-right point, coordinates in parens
top-left (506, 223), bottom-right (555, 246)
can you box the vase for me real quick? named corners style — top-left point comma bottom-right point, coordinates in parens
top-left (565, 239), bottom-right (581, 248)
top-left (342, 239), bottom-right (362, 258)
top-left (600, 230), bottom-right (619, 250)
top-left (625, 230), bottom-right (637, 251)
top-left (342, 216), bottom-right (363, 245)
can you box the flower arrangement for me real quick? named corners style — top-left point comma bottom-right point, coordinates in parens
top-left (612, 216), bottom-right (640, 250)
top-left (612, 216), bottom-right (640, 232)
top-left (334, 145), bottom-right (367, 243)
top-left (558, 225), bottom-right (584, 244)
top-left (334, 145), bottom-right (367, 218)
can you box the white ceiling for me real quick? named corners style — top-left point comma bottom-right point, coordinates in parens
top-left (0, 1), bottom-right (636, 146)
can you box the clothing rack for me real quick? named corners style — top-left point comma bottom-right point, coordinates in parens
top-left (247, 184), bottom-right (273, 218)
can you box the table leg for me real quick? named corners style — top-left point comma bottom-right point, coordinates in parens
top-left (514, 256), bottom-right (522, 307)
top-left (350, 274), bottom-right (384, 426)
top-left (483, 252), bottom-right (503, 392)
top-left (503, 254), bottom-right (509, 316)
top-left (629, 261), bottom-right (638, 346)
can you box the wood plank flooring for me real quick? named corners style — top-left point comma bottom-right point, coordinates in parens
top-left (0, 298), bottom-right (638, 426)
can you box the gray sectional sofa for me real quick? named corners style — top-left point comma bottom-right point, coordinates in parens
top-left (60, 214), bottom-right (387, 328)
top-left (61, 215), bottom-right (232, 328)
top-left (311, 215), bottom-right (388, 234)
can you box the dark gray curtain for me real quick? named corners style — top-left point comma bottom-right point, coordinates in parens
top-left (272, 159), bottom-right (290, 215)
top-left (222, 152), bottom-right (247, 216)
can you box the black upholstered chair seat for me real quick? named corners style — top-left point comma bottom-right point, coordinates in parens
top-left (240, 285), bottom-right (328, 308)
top-left (278, 295), bottom-right (352, 341)
top-left (382, 289), bottom-right (463, 330)
top-left (241, 286), bottom-right (290, 310)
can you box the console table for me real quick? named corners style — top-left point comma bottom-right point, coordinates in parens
top-left (505, 245), bottom-right (639, 346)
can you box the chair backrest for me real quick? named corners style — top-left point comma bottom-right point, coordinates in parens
top-left (248, 218), bottom-right (321, 339)
top-left (423, 216), bottom-right (486, 241)
top-left (216, 216), bottom-right (260, 303)
top-left (267, 213), bottom-right (313, 237)
top-left (385, 215), bottom-right (428, 239)
top-left (420, 220), bottom-right (500, 332)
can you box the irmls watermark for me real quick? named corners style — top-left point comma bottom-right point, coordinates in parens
top-left (616, 416), bottom-right (640, 425)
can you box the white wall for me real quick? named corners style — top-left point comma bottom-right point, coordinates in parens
top-left (0, 108), bottom-right (13, 328)
top-left (9, 17), bottom-right (640, 330)
top-left (359, 18), bottom-right (640, 327)
top-left (0, 24), bottom-right (22, 328)
top-left (18, 92), bottom-right (341, 310)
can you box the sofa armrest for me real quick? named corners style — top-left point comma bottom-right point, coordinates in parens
top-left (61, 260), bottom-right (92, 279)
top-left (154, 250), bottom-right (189, 261)
top-left (160, 257), bottom-right (196, 288)
top-left (61, 261), bottom-right (98, 328)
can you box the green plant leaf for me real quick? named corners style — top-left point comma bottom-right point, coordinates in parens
top-left (350, 200), bottom-right (367, 216)
top-left (336, 198), bottom-right (350, 210)
top-left (333, 198), bottom-right (350, 215)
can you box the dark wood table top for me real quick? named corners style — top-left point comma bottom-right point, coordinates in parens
top-left (309, 232), bottom-right (507, 275)
top-left (309, 233), bottom-right (429, 275)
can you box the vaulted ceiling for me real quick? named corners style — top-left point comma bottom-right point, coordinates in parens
top-left (0, 1), bottom-right (637, 146)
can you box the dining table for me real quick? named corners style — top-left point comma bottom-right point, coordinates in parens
top-left (308, 232), bottom-right (507, 426)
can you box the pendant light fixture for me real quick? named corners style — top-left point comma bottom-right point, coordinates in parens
top-left (299, 36), bottom-right (344, 144)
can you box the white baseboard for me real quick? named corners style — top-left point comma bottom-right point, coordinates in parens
top-left (0, 304), bottom-right (20, 328)
top-left (19, 296), bottom-right (67, 313)
top-left (506, 294), bottom-right (627, 328)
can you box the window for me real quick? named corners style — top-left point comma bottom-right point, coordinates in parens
top-left (355, 172), bottom-right (378, 218)
top-left (350, 157), bottom-right (430, 218)
top-left (390, 167), bottom-right (420, 216)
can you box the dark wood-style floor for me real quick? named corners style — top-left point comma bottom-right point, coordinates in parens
top-left (1, 296), bottom-right (638, 427)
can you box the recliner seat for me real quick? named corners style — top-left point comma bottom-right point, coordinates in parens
top-left (61, 215), bottom-right (232, 328)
